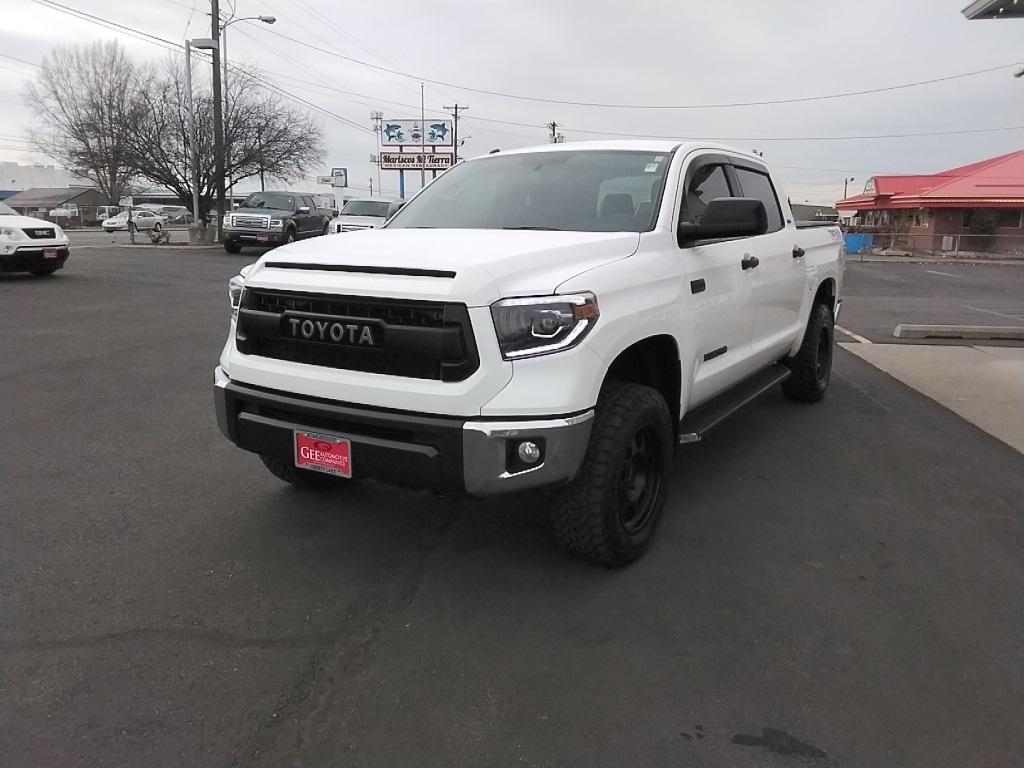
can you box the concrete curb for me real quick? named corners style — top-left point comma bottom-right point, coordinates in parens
top-left (894, 324), bottom-right (1024, 340)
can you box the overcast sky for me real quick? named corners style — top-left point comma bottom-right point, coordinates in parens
top-left (2, 0), bottom-right (1023, 203)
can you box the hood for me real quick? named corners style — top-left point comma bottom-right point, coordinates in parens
top-left (245, 228), bottom-right (640, 307)
top-left (0, 214), bottom-right (66, 233)
top-left (332, 214), bottom-right (386, 228)
top-left (232, 207), bottom-right (292, 216)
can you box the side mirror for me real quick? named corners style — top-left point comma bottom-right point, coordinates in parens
top-left (297, 206), bottom-right (311, 214)
top-left (678, 197), bottom-right (768, 245)
top-left (331, 209), bottom-right (339, 217)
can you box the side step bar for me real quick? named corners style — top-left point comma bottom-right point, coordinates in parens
top-left (677, 364), bottom-right (791, 444)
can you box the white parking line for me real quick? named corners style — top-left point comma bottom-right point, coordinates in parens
top-left (965, 305), bottom-right (1024, 323)
top-left (926, 270), bottom-right (956, 277)
top-left (836, 325), bottom-right (873, 344)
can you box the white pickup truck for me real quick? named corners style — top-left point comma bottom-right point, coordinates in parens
top-left (215, 141), bottom-right (844, 566)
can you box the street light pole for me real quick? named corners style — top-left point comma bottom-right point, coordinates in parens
top-left (844, 176), bottom-right (855, 198)
top-left (185, 41), bottom-right (199, 224)
top-left (218, 14), bottom-right (275, 214)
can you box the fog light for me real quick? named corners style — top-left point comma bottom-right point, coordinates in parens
top-left (517, 441), bottom-right (541, 464)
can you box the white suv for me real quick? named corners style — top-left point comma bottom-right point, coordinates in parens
top-left (0, 200), bottom-right (70, 276)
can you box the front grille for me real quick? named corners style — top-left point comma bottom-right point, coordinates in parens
top-left (340, 223), bottom-right (372, 232)
top-left (23, 228), bottom-right (55, 239)
top-left (231, 214), bottom-right (269, 230)
top-left (237, 289), bottom-right (478, 381)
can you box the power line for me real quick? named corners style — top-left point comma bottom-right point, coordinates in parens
top-left (229, 23), bottom-right (1024, 110)
top-left (26, 1), bottom-right (1024, 147)
top-left (0, 52), bottom-right (40, 68)
top-left (30, 0), bottom-right (372, 136)
top-left (547, 123), bottom-right (1024, 143)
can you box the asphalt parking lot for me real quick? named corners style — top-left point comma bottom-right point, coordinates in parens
top-left (2, 249), bottom-right (1023, 767)
top-left (837, 260), bottom-right (1024, 344)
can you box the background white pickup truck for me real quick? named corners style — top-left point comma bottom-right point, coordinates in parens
top-left (215, 141), bottom-right (844, 566)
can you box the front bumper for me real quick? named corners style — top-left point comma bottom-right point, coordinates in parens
top-left (0, 245), bottom-right (70, 273)
top-left (225, 229), bottom-right (286, 246)
top-left (214, 368), bottom-right (593, 495)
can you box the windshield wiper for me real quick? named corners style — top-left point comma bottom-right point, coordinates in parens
top-left (502, 226), bottom-right (563, 231)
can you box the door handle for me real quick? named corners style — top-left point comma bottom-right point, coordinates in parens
top-left (793, 246), bottom-right (805, 259)
top-left (741, 255), bottom-right (759, 270)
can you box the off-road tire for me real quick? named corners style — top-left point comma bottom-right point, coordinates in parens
top-left (280, 229), bottom-right (296, 247)
top-left (153, 222), bottom-right (162, 232)
top-left (260, 454), bottom-right (346, 490)
top-left (224, 241), bottom-right (241, 254)
top-left (549, 381), bottom-right (674, 567)
top-left (782, 302), bottom-right (834, 403)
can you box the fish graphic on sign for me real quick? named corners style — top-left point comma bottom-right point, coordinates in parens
top-left (383, 123), bottom-right (404, 142)
top-left (429, 123), bottom-right (449, 142)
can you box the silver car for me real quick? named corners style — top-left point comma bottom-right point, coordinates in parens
top-left (101, 210), bottom-right (167, 233)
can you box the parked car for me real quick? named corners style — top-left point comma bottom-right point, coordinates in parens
top-left (329, 197), bottom-right (404, 234)
top-left (159, 206), bottom-right (193, 224)
top-left (214, 141), bottom-right (845, 566)
top-left (101, 209), bottom-right (167, 233)
top-left (223, 191), bottom-right (333, 254)
top-left (0, 199), bottom-right (70, 276)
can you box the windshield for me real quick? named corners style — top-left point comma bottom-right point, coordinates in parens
top-left (239, 192), bottom-right (296, 210)
top-left (387, 150), bottom-right (670, 232)
top-left (0, 201), bottom-right (15, 215)
top-left (341, 200), bottom-right (392, 218)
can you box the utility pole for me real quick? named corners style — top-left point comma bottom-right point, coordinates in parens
top-left (547, 121), bottom-right (564, 144)
top-left (257, 128), bottom-right (265, 191)
top-left (419, 82), bottom-right (426, 189)
top-left (371, 111), bottom-right (383, 193)
top-left (210, 0), bottom-right (225, 242)
top-left (444, 102), bottom-right (467, 162)
top-left (223, 21), bottom-right (231, 210)
top-left (369, 176), bottom-right (373, 196)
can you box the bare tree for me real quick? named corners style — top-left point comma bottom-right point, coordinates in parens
top-left (24, 41), bottom-right (145, 205)
top-left (129, 60), bottom-right (326, 219)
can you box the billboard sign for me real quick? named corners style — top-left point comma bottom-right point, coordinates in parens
top-left (381, 119), bottom-right (453, 147)
top-left (380, 152), bottom-right (454, 171)
top-left (331, 167), bottom-right (348, 187)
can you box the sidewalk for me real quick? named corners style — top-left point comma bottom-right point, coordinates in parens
top-left (840, 343), bottom-right (1024, 453)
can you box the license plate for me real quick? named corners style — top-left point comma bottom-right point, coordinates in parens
top-left (294, 430), bottom-right (352, 478)
top-left (43, 249), bottom-right (57, 259)
top-left (257, 234), bottom-right (269, 242)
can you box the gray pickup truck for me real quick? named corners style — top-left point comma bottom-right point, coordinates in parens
top-left (223, 191), bottom-right (334, 253)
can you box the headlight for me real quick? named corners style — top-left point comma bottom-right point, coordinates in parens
top-left (0, 227), bottom-right (25, 241)
top-left (269, 219), bottom-right (283, 229)
top-left (228, 274), bottom-right (245, 317)
top-left (491, 293), bottom-right (599, 360)
top-left (223, 215), bottom-right (231, 228)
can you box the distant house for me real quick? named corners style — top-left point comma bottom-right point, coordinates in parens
top-left (836, 149), bottom-right (1024, 254)
top-left (4, 186), bottom-right (110, 225)
top-left (790, 203), bottom-right (839, 222)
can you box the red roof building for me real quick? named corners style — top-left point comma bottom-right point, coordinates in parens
top-left (836, 149), bottom-right (1024, 255)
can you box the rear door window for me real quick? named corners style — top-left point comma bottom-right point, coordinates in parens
top-left (734, 167), bottom-right (784, 233)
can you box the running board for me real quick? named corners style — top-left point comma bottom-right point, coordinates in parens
top-left (677, 365), bottom-right (791, 444)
